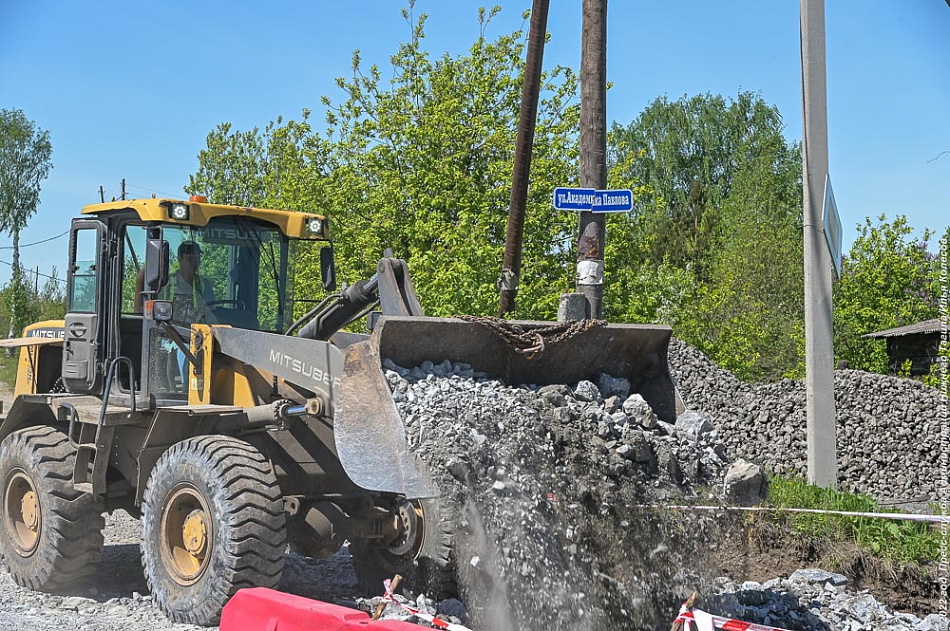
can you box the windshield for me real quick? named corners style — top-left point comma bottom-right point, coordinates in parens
top-left (159, 217), bottom-right (290, 332)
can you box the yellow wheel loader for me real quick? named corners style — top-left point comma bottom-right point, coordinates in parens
top-left (0, 197), bottom-right (678, 625)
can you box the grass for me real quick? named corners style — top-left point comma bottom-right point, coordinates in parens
top-left (0, 354), bottom-right (17, 388)
top-left (766, 476), bottom-right (943, 565)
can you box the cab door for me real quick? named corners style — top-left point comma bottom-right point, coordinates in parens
top-left (62, 219), bottom-right (106, 393)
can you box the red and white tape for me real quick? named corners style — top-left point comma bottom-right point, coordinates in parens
top-left (381, 579), bottom-right (474, 631)
top-left (674, 605), bottom-right (793, 631)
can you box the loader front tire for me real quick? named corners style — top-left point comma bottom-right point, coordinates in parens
top-left (351, 496), bottom-right (457, 599)
top-left (141, 436), bottom-right (286, 626)
top-left (0, 425), bottom-right (104, 592)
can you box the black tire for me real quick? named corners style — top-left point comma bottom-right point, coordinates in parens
top-left (351, 496), bottom-right (457, 599)
top-left (0, 425), bottom-right (104, 592)
top-left (141, 435), bottom-right (286, 626)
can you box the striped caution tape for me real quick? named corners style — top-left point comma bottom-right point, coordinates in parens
top-left (638, 504), bottom-right (950, 524)
top-left (382, 579), bottom-right (474, 631)
top-left (674, 606), bottom-right (793, 631)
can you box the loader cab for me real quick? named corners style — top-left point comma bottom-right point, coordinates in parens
top-left (62, 198), bottom-right (331, 406)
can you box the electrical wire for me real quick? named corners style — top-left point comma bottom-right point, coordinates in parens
top-left (126, 182), bottom-right (182, 198)
top-left (0, 259), bottom-right (66, 283)
top-left (0, 230), bottom-right (69, 250)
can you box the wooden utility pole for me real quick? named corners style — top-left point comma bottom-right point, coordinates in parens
top-left (499, 0), bottom-right (551, 316)
top-left (99, 186), bottom-right (105, 203)
top-left (121, 178), bottom-right (126, 201)
top-left (575, 0), bottom-right (608, 319)
top-left (801, 0), bottom-right (837, 487)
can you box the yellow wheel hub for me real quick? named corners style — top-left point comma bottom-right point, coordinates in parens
top-left (160, 484), bottom-right (213, 585)
top-left (3, 470), bottom-right (41, 556)
top-left (182, 509), bottom-right (208, 556)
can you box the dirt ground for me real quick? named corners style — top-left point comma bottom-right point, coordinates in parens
top-left (712, 514), bottom-right (940, 617)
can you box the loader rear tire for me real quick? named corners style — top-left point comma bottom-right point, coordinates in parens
top-left (0, 425), bottom-right (104, 592)
top-left (141, 435), bottom-right (286, 626)
top-left (351, 496), bottom-right (457, 599)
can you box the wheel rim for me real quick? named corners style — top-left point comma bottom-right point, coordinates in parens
top-left (160, 483), bottom-right (214, 585)
top-left (387, 499), bottom-right (426, 558)
top-left (3, 469), bottom-right (41, 557)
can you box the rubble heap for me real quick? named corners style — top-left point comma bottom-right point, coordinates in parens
top-left (710, 569), bottom-right (948, 631)
top-left (384, 357), bottom-right (729, 631)
top-left (669, 339), bottom-right (948, 504)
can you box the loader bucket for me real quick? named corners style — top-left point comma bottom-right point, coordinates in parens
top-left (333, 316), bottom-right (677, 500)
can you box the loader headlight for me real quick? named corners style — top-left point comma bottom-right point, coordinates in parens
top-left (307, 218), bottom-right (324, 235)
top-left (170, 203), bottom-right (190, 220)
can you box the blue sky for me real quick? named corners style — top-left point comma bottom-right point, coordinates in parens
top-left (0, 0), bottom-right (947, 287)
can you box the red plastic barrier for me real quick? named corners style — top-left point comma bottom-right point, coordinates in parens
top-left (220, 588), bottom-right (426, 631)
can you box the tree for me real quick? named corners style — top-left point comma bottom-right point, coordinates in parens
top-left (681, 144), bottom-right (805, 380)
top-left (0, 109), bottom-right (53, 337)
top-left (610, 92), bottom-right (795, 281)
top-left (188, 4), bottom-right (581, 320)
top-left (608, 92), bottom-right (805, 379)
top-left (833, 215), bottom-right (940, 373)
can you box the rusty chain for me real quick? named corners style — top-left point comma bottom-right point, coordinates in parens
top-left (455, 315), bottom-right (607, 359)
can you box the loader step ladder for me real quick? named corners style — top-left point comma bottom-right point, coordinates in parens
top-left (62, 357), bottom-right (136, 495)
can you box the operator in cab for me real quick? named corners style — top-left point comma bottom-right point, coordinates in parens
top-left (134, 240), bottom-right (217, 322)
top-left (163, 240), bottom-right (216, 323)
top-left (135, 240), bottom-right (217, 392)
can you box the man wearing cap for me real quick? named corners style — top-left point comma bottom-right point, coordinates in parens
top-left (164, 240), bottom-right (216, 324)
top-left (161, 241), bottom-right (216, 391)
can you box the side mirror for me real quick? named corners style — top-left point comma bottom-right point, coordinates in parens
top-left (320, 245), bottom-right (337, 292)
top-left (145, 239), bottom-right (170, 293)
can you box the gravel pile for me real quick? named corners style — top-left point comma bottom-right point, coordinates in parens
top-left (669, 338), bottom-right (949, 504)
top-left (710, 569), bottom-right (949, 631)
top-left (0, 512), bottom-right (204, 631)
top-left (0, 510), bottom-right (362, 631)
top-left (385, 357), bottom-right (732, 631)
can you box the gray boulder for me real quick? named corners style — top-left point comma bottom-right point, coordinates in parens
top-left (574, 380), bottom-right (602, 403)
top-left (723, 458), bottom-right (768, 506)
top-left (675, 410), bottom-right (713, 437)
top-left (597, 373), bottom-right (630, 400)
top-left (789, 568), bottom-right (848, 588)
top-left (622, 394), bottom-right (658, 430)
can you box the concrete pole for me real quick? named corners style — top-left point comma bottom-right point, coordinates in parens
top-left (801, 0), bottom-right (837, 488)
top-left (576, 0), bottom-right (607, 319)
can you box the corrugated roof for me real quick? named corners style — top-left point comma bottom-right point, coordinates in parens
top-left (863, 318), bottom-right (943, 338)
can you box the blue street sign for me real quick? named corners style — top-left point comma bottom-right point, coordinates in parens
top-left (552, 187), bottom-right (597, 211)
top-left (552, 187), bottom-right (633, 212)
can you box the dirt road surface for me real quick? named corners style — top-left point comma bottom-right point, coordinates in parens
top-left (0, 382), bottom-right (362, 631)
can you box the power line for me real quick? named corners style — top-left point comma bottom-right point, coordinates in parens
top-left (0, 259), bottom-right (66, 283)
top-left (126, 182), bottom-right (182, 198)
top-left (0, 230), bottom-right (69, 250)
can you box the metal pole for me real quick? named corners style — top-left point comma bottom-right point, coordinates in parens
top-left (499, 0), bottom-right (551, 316)
top-left (801, 0), bottom-right (837, 487)
top-left (576, 0), bottom-right (607, 319)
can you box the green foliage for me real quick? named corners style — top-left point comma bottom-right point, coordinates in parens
top-left (189, 4), bottom-right (579, 321)
top-left (768, 476), bottom-right (940, 565)
top-left (609, 92), bottom-right (805, 379)
top-left (0, 268), bottom-right (67, 336)
top-left (186, 7), bottom-right (941, 384)
top-left (610, 92), bottom-right (794, 280)
top-left (833, 215), bottom-right (939, 373)
top-left (0, 268), bottom-right (67, 387)
top-left (0, 108), bottom-right (53, 336)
